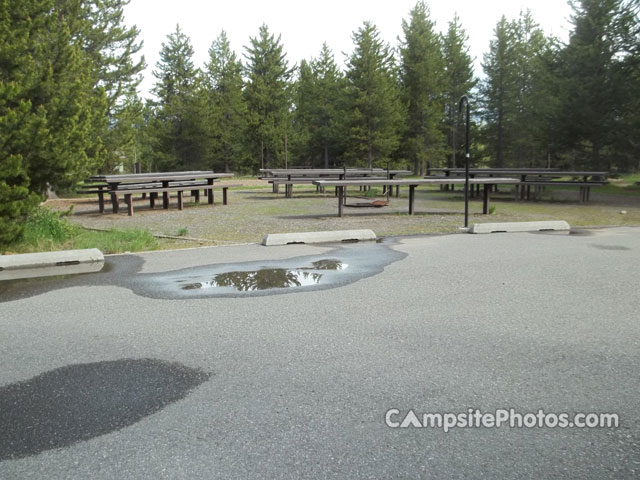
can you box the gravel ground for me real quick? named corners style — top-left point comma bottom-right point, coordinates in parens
top-left (48, 182), bottom-right (640, 245)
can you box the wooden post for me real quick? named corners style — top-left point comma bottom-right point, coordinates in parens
top-left (177, 190), bottom-right (184, 210)
top-left (98, 189), bottom-right (104, 213)
top-left (110, 192), bottom-right (119, 214)
top-left (408, 185), bottom-right (416, 215)
top-left (223, 187), bottom-right (228, 205)
top-left (338, 187), bottom-right (344, 217)
top-left (207, 179), bottom-right (214, 204)
top-left (125, 194), bottom-right (133, 216)
top-left (483, 184), bottom-right (491, 214)
top-left (162, 181), bottom-right (170, 209)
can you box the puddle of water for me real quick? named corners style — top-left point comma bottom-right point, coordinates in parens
top-left (0, 359), bottom-right (209, 461)
top-left (0, 242), bottom-right (407, 301)
top-left (181, 259), bottom-right (347, 292)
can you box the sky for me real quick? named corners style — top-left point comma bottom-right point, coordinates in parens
top-left (123, 0), bottom-right (575, 99)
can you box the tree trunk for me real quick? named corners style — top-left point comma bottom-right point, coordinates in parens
top-left (451, 119), bottom-right (457, 168)
top-left (592, 141), bottom-right (601, 171)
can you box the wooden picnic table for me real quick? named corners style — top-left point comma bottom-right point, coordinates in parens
top-left (260, 168), bottom-right (412, 196)
top-left (85, 171), bottom-right (234, 214)
top-left (313, 178), bottom-right (519, 217)
top-left (425, 168), bottom-right (608, 201)
top-left (426, 167), bottom-right (608, 181)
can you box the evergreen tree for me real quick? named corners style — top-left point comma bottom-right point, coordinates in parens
top-left (511, 11), bottom-right (554, 167)
top-left (345, 22), bottom-right (405, 168)
top-left (293, 44), bottom-right (346, 168)
top-left (480, 16), bottom-right (518, 167)
top-left (399, 1), bottom-right (445, 174)
top-left (243, 24), bottom-right (293, 171)
top-left (1, 0), bottom-right (107, 242)
top-left (292, 59), bottom-right (315, 165)
top-left (204, 31), bottom-right (248, 173)
top-left (557, 0), bottom-right (639, 169)
top-left (150, 25), bottom-right (207, 170)
top-left (442, 14), bottom-right (476, 168)
top-left (55, 0), bottom-right (145, 173)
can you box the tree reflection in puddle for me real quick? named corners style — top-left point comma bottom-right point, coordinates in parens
top-left (181, 259), bottom-right (347, 292)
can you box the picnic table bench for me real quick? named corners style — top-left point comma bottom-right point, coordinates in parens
top-left (81, 171), bottom-right (236, 215)
top-left (313, 178), bottom-right (519, 217)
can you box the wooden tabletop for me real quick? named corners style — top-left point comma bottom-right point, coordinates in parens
top-left (312, 178), bottom-right (519, 187)
top-left (261, 168), bottom-right (412, 176)
top-left (427, 168), bottom-right (608, 176)
top-left (89, 172), bottom-right (234, 183)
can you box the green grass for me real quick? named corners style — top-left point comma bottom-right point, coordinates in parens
top-left (3, 207), bottom-right (162, 254)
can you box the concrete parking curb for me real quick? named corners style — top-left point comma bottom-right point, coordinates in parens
top-left (262, 229), bottom-right (376, 246)
top-left (0, 248), bottom-right (104, 280)
top-left (469, 221), bottom-right (570, 234)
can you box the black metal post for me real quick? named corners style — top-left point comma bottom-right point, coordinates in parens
top-left (459, 95), bottom-right (470, 228)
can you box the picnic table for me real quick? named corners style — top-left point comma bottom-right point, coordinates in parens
top-left (82, 171), bottom-right (235, 215)
top-left (425, 168), bottom-right (608, 202)
top-left (313, 177), bottom-right (519, 217)
top-left (260, 168), bottom-right (412, 197)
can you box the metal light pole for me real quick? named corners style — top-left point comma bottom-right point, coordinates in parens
top-left (458, 95), bottom-right (471, 228)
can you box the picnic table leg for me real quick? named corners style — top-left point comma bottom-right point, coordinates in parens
top-left (207, 179), bottom-right (214, 204)
top-left (223, 187), bottom-right (228, 205)
top-left (408, 185), bottom-right (416, 215)
top-left (125, 194), bottom-right (133, 216)
top-left (150, 192), bottom-right (156, 209)
top-left (162, 181), bottom-right (170, 209)
top-left (98, 191), bottom-right (104, 213)
top-left (192, 189), bottom-right (200, 203)
top-left (178, 190), bottom-right (184, 210)
top-left (110, 192), bottom-right (119, 214)
top-left (396, 185), bottom-right (399, 198)
top-left (483, 184), bottom-right (491, 214)
top-left (338, 187), bottom-right (344, 217)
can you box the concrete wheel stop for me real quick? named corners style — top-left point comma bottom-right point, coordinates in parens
top-left (0, 248), bottom-right (105, 280)
top-left (262, 229), bottom-right (377, 246)
top-left (469, 221), bottom-right (570, 234)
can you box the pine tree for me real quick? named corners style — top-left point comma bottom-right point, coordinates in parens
top-left (243, 24), bottom-right (293, 171)
top-left (204, 31), bottom-right (249, 173)
top-left (292, 59), bottom-right (315, 165)
top-left (442, 14), bottom-right (476, 168)
top-left (150, 25), bottom-right (207, 170)
top-left (0, 86), bottom-right (41, 244)
top-left (480, 16), bottom-right (519, 167)
top-left (399, 1), bottom-right (445, 174)
top-left (345, 22), bottom-right (405, 168)
top-left (293, 44), bottom-right (346, 167)
top-left (55, 0), bottom-right (145, 173)
top-left (557, 0), bottom-right (639, 169)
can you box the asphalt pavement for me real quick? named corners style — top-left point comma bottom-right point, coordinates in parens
top-left (1, 228), bottom-right (639, 479)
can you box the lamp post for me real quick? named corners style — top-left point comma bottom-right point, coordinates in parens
top-left (458, 95), bottom-right (471, 228)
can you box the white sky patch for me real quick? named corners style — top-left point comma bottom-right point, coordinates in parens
top-left (124, 0), bottom-right (573, 99)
